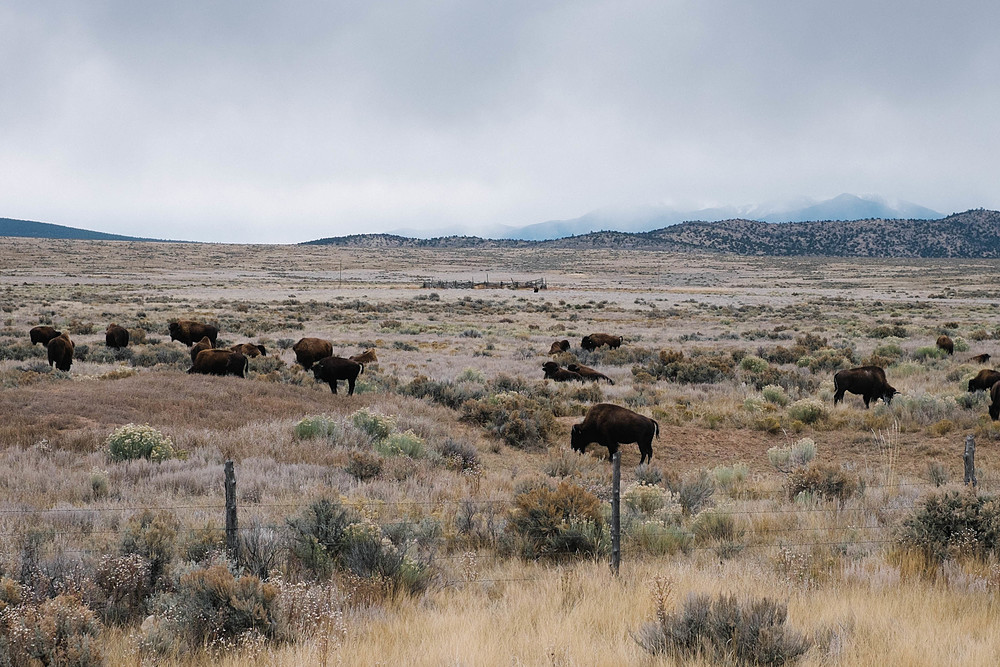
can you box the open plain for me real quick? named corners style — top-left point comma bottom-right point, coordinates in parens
top-left (3, 237), bottom-right (1000, 665)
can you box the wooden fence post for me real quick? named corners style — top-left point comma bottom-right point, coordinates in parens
top-left (225, 460), bottom-right (239, 560)
top-left (611, 451), bottom-right (621, 576)
top-left (964, 435), bottom-right (977, 487)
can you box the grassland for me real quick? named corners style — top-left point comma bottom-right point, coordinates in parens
top-left (2, 237), bottom-right (1000, 665)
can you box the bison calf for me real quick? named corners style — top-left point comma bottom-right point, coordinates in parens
top-left (47, 332), bottom-right (74, 372)
top-left (833, 366), bottom-right (898, 408)
top-left (581, 333), bottom-right (623, 351)
top-left (970, 353), bottom-right (991, 364)
top-left (548, 340), bottom-right (570, 355)
top-left (188, 349), bottom-right (248, 378)
top-left (312, 356), bottom-right (363, 395)
top-left (190, 336), bottom-right (215, 364)
top-left (542, 361), bottom-right (584, 382)
top-left (936, 335), bottom-right (954, 355)
top-left (571, 403), bottom-right (658, 465)
top-left (230, 343), bottom-right (266, 358)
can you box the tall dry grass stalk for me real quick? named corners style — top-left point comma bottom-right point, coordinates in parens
top-left (873, 420), bottom-right (901, 490)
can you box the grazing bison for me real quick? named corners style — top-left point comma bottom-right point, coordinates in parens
top-left (105, 323), bottom-right (129, 349)
top-left (47, 332), bottom-right (74, 371)
top-left (990, 383), bottom-right (1000, 420)
top-left (968, 369), bottom-right (1000, 392)
top-left (349, 349), bottom-right (378, 364)
top-left (168, 320), bottom-right (219, 347)
top-left (312, 356), bottom-right (363, 395)
top-left (190, 336), bottom-right (214, 364)
top-left (292, 337), bottom-right (333, 371)
top-left (567, 363), bottom-right (614, 384)
top-left (936, 335), bottom-right (954, 355)
top-left (970, 353), bottom-right (992, 364)
top-left (581, 333), bottom-right (623, 351)
top-left (29, 326), bottom-right (61, 346)
top-left (548, 340), bottom-right (570, 355)
top-left (571, 403), bottom-right (659, 465)
top-left (833, 366), bottom-right (898, 408)
top-left (230, 343), bottom-right (266, 358)
top-left (542, 361), bottom-right (584, 382)
top-left (188, 349), bottom-right (248, 378)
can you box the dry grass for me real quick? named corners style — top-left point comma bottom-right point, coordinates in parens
top-left (3, 237), bottom-right (1000, 664)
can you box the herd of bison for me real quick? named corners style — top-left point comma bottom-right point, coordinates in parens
top-left (23, 321), bottom-right (1000, 464)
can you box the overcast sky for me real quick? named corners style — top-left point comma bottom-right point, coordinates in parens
top-left (2, 1), bottom-right (998, 243)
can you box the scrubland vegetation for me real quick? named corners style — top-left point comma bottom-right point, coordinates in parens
top-left (3, 238), bottom-right (1000, 664)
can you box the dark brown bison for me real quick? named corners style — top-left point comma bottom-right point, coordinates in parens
top-left (548, 340), bottom-right (570, 354)
top-left (46, 332), bottom-right (74, 372)
top-left (581, 333), bottom-right (623, 351)
top-left (936, 335), bottom-right (954, 355)
top-left (29, 326), bottom-right (61, 346)
top-left (990, 383), bottom-right (1000, 420)
top-left (542, 361), bottom-right (584, 382)
top-left (188, 349), bottom-right (248, 378)
top-left (349, 349), bottom-right (378, 364)
top-left (968, 369), bottom-right (1000, 392)
top-left (970, 353), bottom-right (992, 364)
top-left (312, 356), bottom-right (363, 395)
top-left (833, 366), bottom-right (898, 408)
top-left (190, 336), bottom-right (214, 364)
top-left (230, 343), bottom-right (266, 358)
top-left (169, 320), bottom-right (219, 347)
top-left (105, 323), bottom-right (129, 349)
top-left (567, 363), bottom-right (614, 384)
top-left (571, 403), bottom-right (659, 465)
top-left (293, 337), bottom-right (333, 371)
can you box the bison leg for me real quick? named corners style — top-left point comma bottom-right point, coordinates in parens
top-left (638, 439), bottom-right (653, 465)
top-left (833, 389), bottom-right (845, 405)
top-left (347, 377), bottom-right (356, 395)
top-left (862, 394), bottom-right (872, 408)
top-left (328, 380), bottom-right (338, 394)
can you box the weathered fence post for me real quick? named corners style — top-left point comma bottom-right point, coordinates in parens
top-left (611, 450), bottom-right (621, 576)
top-left (964, 435), bottom-right (977, 487)
top-left (225, 460), bottom-right (239, 560)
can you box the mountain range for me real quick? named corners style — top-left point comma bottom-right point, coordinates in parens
top-left (0, 217), bottom-right (162, 242)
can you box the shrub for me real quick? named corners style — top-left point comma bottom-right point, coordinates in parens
top-left (0, 594), bottom-right (104, 666)
top-left (340, 520), bottom-right (430, 596)
top-left (461, 392), bottom-right (557, 449)
top-left (787, 463), bottom-right (858, 503)
top-left (629, 523), bottom-right (692, 556)
top-left (507, 481), bottom-right (605, 560)
top-left (913, 345), bottom-right (947, 361)
top-left (294, 415), bottom-right (340, 440)
top-left (666, 470), bottom-right (715, 516)
top-left (898, 490), bottom-right (1000, 562)
top-left (692, 510), bottom-right (743, 544)
top-left (94, 553), bottom-right (153, 624)
top-left (739, 355), bottom-right (769, 374)
top-left (795, 332), bottom-right (827, 351)
top-left (636, 592), bottom-right (810, 665)
top-left (767, 438), bottom-right (817, 473)
top-left (438, 438), bottom-right (480, 472)
top-left (713, 463), bottom-right (750, 498)
top-left (288, 499), bottom-right (358, 578)
top-left (351, 408), bottom-right (396, 442)
top-left (130, 343), bottom-right (189, 368)
top-left (623, 482), bottom-right (668, 514)
top-left (788, 398), bottom-right (826, 424)
top-left (121, 510), bottom-right (181, 583)
top-left (761, 384), bottom-right (790, 406)
top-left (376, 430), bottom-right (426, 458)
top-left (345, 451), bottom-right (384, 481)
top-left (868, 324), bottom-right (907, 338)
top-left (107, 423), bottom-right (175, 462)
top-left (455, 367), bottom-right (486, 383)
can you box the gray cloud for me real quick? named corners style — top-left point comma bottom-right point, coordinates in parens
top-left (1, 1), bottom-right (997, 242)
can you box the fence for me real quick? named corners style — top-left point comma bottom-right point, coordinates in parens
top-left (419, 278), bottom-right (547, 291)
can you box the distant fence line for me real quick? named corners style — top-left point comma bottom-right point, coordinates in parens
top-left (419, 278), bottom-right (547, 291)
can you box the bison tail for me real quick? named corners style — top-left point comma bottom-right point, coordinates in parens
top-left (359, 363), bottom-right (365, 375)
top-left (652, 419), bottom-right (660, 439)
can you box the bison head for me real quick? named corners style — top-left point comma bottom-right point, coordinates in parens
top-left (570, 424), bottom-right (587, 454)
top-left (883, 385), bottom-right (899, 405)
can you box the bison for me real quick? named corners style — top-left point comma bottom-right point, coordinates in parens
top-left (47, 332), bottom-right (74, 372)
top-left (833, 366), bottom-right (898, 408)
top-left (29, 326), bottom-right (61, 346)
top-left (169, 320), bottom-right (219, 347)
top-left (990, 383), bottom-right (1000, 420)
top-left (105, 323), bottom-right (129, 349)
top-left (581, 333), bottom-right (623, 351)
top-left (190, 336), bottom-right (214, 364)
top-left (548, 340), bottom-right (570, 355)
top-left (968, 369), bottom-right (1000, 392)
top-left (349, 349), bottom-right (378, 364)
top-left (936, 335), bottom-right (954, 355)
top-left (230, 343), bottom-right (266, 358)
top-left (188, 349), bottom-right (248, 378)
top-left (312, 356), bottom-right (363, 395)
top-left (293, 337), bottom-right (333, 371)
top-left (542, 361), bottom-right (584, 382)
top-left (970, 353), bottom-right (992, 364)
top-left (567, 363), bottom-right (614, 384)
top-left (571, 403), bottom-right (659, 465)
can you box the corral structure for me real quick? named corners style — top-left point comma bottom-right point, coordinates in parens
top-left (420, 277), bottom-right (547, 290)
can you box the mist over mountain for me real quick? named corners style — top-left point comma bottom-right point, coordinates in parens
top-left (509, 194), bottom-right (944, 240)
